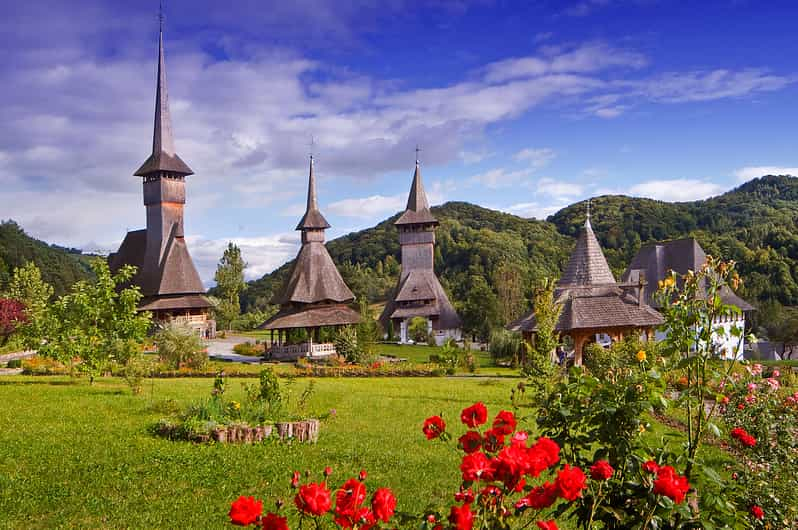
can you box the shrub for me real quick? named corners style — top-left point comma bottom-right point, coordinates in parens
top-left (154, 323), bottom-right (207, 370)
top-left (333, 326), bottom-right (360, 363)
top-left (6, 359), bottom-right (22, 369)
top-left (488, 329), bottom-right (522, 365)
top-left (123, 354), bottom-right (150, 395)
top-left (232, 342), bottom-right (262, 356)
top-left (408, 316), bottom-right (430, 344)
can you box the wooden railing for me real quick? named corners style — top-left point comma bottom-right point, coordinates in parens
top-left (270, 342), bottom-right (337, 360)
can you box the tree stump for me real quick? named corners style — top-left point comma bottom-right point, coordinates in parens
top-left (262, 425), bottom-right (273, 438)
top-left (213, 427), bottom-right (228, 443)
top-left (276, 422), bottom-right (293, 440)
top-left (243, 428), bottom-right (254, 444)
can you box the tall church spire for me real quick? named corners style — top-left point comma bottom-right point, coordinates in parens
top-left (296, 155), bottom-right (331, 231)
top-left (558, 200), bottom-right (616, 287)
top-left (395, 157), bottom-right (438, 226)
top-left (134, 15), bottom-right (193, 177)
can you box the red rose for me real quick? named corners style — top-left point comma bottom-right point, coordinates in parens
top-left (750, 505), bottom-right (764, 520)
top-left (461, 402), bottom-right (488, 428)
top-left (536, 521), bottom-right (558, 530)
top-left (458, 431), bottom-right (483, 454)
top-left (515, 481), bottom-right (558, 510)
top-left (229, 495), bottom-right (263, 526)
top-left (423, 416), bottom-right (446, 440)
top-left (589, 460), bottom-right (614, 481)
top-left (554, 464), bottom-right (587, 501)
top-left (532, 437), bottom-right (560, 467)
top-left (730, 427), bottom-right (756, 447)
top-left (652, 466), bottom-right (690, 504)
top-left (371, 488), bottom-right (397, 522)
top-left (448, 504), bottom-right (474, 530)
top-left (359, 469), bottom-right (368, 481)
top-left (261, 513), bottom-right (288, 530)
top-left (482, 428), bottom-right (505, 453)
top-left (492, 410), bottom-right (517, 435)
top-left (324, 466), bottom-right (333, 477)
top-left (335, 478), bottom-right (367, 518)
top-left (642, 460), bottom-right (659, 474)
top-left (291, 471), bottom-right (301, 488)
top-left (294, 482), bottom-right (332, 516)
top-left (460, 452), bottom-right (494, 482)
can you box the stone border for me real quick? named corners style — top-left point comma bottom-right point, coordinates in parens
top-left (158, 419), bottom-right (320, 444)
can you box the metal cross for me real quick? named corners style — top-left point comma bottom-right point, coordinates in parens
top-left (309, 135), bottom-right (315, 159)
top-left (159, 0), bottom-right (164, 31)
top-left (415, 144), bottom-right (421, 164)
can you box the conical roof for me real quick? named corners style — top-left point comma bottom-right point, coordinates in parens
top-left (558, 215), bottom-right (616, 287)
top-left (395, 161), bottom-right (438, 226)
top-left (296, 156), bottom-right (331, 230)
top-left (134, 28), bottom-right (193, 177)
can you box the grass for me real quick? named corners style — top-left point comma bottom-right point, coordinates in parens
top-left (0, 375), bottom-right (519, 528)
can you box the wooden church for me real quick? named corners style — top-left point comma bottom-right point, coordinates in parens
top-left (108, 24), bottom-right (214, 338)
top-left (380, 160), bottom-right (462, 344)
top-left (258, 156), bottom-right (361, 359)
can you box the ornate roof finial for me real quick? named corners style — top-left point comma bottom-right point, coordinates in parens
top-left (309, 134), bottom-right (315, 161)
top-left (415, 144), bottom-right (421, 166)
top-left (585, 198), bottom-right (592, 229)
top-left (159, 0), bottom-right (164, 33)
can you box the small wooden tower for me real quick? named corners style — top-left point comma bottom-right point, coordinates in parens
top-left (109, 21), bottom-right (214, 338)
top-left (259, 157), bottom-right (361, 359)
top-left (380, 159), bottom-right (462, 344)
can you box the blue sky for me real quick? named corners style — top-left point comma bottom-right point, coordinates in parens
top-left (2, 0), bottom-right (797, 284)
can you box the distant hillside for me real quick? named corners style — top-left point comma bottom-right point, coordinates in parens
top-left (244, 175), bottom-right (798, 328)
top-left (0, 221), bottom-right (93, 297)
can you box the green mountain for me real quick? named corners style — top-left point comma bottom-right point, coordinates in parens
top-left (243, 175), bottom-right (798, 334)
top-left (0, 220), bottom-right (93, 297)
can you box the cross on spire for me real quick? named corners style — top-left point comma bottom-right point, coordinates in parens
top-left (415, 144), bottom-right (421, 165)
top-left (309, 135), bottom-right (315, 160)
top-left (159, 0), bottom-right (164, 32)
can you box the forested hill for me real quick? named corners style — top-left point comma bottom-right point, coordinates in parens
top-left (0, 221), bottom-right (93, 297)
top-left (243, 175), bottom-right (798, 328)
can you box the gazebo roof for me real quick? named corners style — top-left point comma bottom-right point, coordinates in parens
top-left (259, 304), bottom-right (361, 330)
top-left (558, 216), bottom-right (616, 287)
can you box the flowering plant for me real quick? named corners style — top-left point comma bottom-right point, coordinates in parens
top-left (229, 468), bottom-right (397, 529)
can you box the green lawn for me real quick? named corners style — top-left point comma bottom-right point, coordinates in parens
top-left (0, 375), bottom-right (518, 528)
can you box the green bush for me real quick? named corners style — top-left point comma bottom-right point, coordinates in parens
top-left (232, 342), bottom-right (262, 356)
top-left (488, 329), bottom-right (522, 365)
top-left (5, 359), bottom-right (22, 369)
top-left (154, 324), bottom-right (207, 370)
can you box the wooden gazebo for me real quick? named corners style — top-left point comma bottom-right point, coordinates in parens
top-left (510, 209), bottom-right (663, 366)
top-left (258, 156), bottom-right (360, 360)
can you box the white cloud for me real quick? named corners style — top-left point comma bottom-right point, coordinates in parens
top-left (536, 177), bottom-right (583, 198)
top-left (734, 166), bottom-right (798, 183)
top-left (327, 194), bottom-right (406, 218)
top-left (627, 179), bottom-right (724, 202)
top-left (514, 147), bottom-right (557, 168)
top-left (187, 233), bottom-right (300, 286)
top-left (626, 69), bottom-right (793, 103)
top-left (502, 201), bottom-right (567, 220)
top-left (469, 168), bottom-right (533, 189)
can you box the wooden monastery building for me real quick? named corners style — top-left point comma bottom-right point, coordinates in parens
top-left (622, 238), bottom-right (754, 359)
top-left (509, 210), bottom-right (663, 366)
top-left (109, 24), bottom-right (214, 338)
top-left (380, 160), bottom-right (462, 345)
top-left (259, 157), bottom-right (361, 359)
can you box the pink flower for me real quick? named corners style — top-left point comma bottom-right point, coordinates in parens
top-left (772, 369), bottom-right (780, 377)
top-left (747, 383), bottom-right (757, 392)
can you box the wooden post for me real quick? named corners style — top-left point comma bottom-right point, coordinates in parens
top-left (574, 333), bottom-right (587, 367)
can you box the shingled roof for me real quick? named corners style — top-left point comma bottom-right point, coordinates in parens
top-left (508, 285), bottom-right (664, 333)
top-left (260, 304), bottom-right (361, 330)
top-left (381, 270), bottom-right (462, 330)
top-left (558, 216), bottom-right (616, 287)
top-left (272, 241), bottom-right (355, 305)
top-left (134, 29), bottom-right (193, 177)
top-left (622, 238), bottom-right (754, 311)
top-left (296, 156), bottom-right (331, 230)
top-left (269, 156), bottom-right (355, 308)
top-left (395, 162), bottom-right (438, 226)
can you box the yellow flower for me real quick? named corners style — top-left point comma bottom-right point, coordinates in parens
top-left (636, 350), bottom-right (647, 362)
top-left (232, 401), bottom-right (241, 411)
top-left (663, 276), bottom-right (676, 289)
